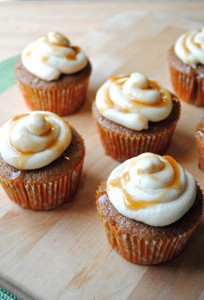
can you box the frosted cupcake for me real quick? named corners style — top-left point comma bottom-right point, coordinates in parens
top-left (0, 111), bottom-right (85, 210)
top-left (93, 72), bottom-right (180, 161)
top-left (15, 32), bottom-right (92, 115)
top-left (168, 28), bottom-right (204, 106)
top-left (96, 153), bottom-right (203, 265)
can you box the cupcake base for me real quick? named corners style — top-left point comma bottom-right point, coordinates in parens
top-left (168, 47), bottom-right (204, 106)
top-left (0, 126), bottom-right (85, 210)
top-left (96, 180), bottom-right (203, 265)
top-left (92, 97), bottom-right (180, 162)
top-left (15, 61), bottom-right (92, 116)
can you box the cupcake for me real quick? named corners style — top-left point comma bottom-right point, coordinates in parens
top-left (15, 32), bottom-right (92, 116)
top-left (0, 111), bottom-right (85, 210)
top-left (93, 72), bottom-right (180, 162)
top-left (195, 116), bottom-right (204, 171)
top-left (96, 153), bottom-right (203, 265)
top-left (168, 28), bottom-right (204, 106)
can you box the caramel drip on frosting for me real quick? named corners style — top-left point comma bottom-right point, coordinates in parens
top-left (108, 154), bottom-right (181, 210)
top-left (106, 76), bottom-right (170, 111)
top-left (66, 46), bottom-right (81, 61)
top-left (108, 171), bottom-right (161, 210)
top-left (0, 111), bottom-right (72, 170)
top-left (163, 155), bottom-right (181, 189)
top-left (106, 153), bottom-right (196, 226)
top-left (174, 28), bottom-right (204, 67)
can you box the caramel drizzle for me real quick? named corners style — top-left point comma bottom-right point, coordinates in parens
top-left (8, 113), bottom-right (65, 169)
top-left (41, 55), bottom-right (48, 62)
top-left (192, 33), bottom-right (202, 49)
top-left (163, 155), bottom-right (181, 188)
top-left (108, 156), bottom-right (181, 210)
top-left (104, 75), bottom-right (170, 112)
top-left (183, 31), bottom-right (202, 56)
top-left (66, 46), bottom-right (80, 61)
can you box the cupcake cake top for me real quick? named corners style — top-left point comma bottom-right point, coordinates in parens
top-left (96, 72), bottom-right (173, 131)
top-left (21, 32), bottom-right (88, 81)
top-left (174, 28), bottom-right (204, 68)
top-left (106, 153), bottom-right (196, 226)
top-left (0, 111), bottom-right (72, 170)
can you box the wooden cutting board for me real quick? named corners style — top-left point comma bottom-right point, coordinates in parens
top-left (0, 11), bottom-right (204, 300)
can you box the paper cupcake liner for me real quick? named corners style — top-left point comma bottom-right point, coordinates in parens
top-left (1, 159), bottom-right (84, 210)
top-left (95, 120), bottom-right (177, 162)
top-left (102, 218), bottom-right (194, 265)
top-left (17, 77), bottom-right (89, 116)
top-left (169, 62), bottom-right (204, 107)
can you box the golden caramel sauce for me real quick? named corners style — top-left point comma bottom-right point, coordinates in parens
top-left (72, 46), bottom-right (80, 54)
top-left (12, 114), bottom-right (27, 122)
top-left (138, 115), bottom-right (146, 123)
top-left (163, 155), bottom-right (181, 188)
top-left (194, 42), bottom-right (201, 49)
top-left (18, 128), bottom-right (60, 155)
top-left (123, 190), bottom-right (160, 210)
top-left (41, 55), bottom-right (48, 62)
top-left (150, 174), bottom-right (159, 180)
top-left (103, 96), bottom-right (114, 108)
top-left (137, 168), bottom-right (146, 175)
top-left (66, 46), bottom-right (80, 60)
top-left (11, 153), bottom-right (32, 170)
top-left (108, 155), bottom-right (181, 210)
top-left (8, 112), bottom-right (69, 170)
top-left (109, 74), bottom-right (130, 83)
top-left (103, 76), bottom-right (170, 112)
top-left (66, 54), bottom-right (76, 60)
top-left (10, 138), bottom-right (65, 170)
top-left (192, 35), bottom-right (201, 48)
top-left (114, 103), bottom-right (130, 113)
top-left (108, 171), bottom-right (161, 210)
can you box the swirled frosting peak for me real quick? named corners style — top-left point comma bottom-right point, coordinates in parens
top-left (106, 153), bottom-right (196, 226)
top-left (174, 28), bottom-right (204, 68)
top-left (0, 111), bottom-right (72, 170)
top-left (22, 31), bottom-right (88, 81)
top-left (96, 72), bottom-right (172, 131)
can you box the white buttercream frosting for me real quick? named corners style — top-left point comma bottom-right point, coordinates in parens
top-left (0, 111), bottom-right (72, 170)
top-left (22, 32), bottom-right (88, 81)
top-left (174, 28), bottom-right (204, 68)
top-left (96, 73), bottom-right (172, 131)
top-left (106, 153), bottom-right (196, 226)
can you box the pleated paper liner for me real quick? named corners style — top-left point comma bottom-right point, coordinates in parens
top-left (169, 58), bottom-right (204, 107)
top-left (95, 119), bottom-right (178, 162)
top-left (1, 159), bottom-right (84, 210)
top-left (102, 220), bottom-right (194, 265)
top-left (16, 77), bottom-right (89, 116)
top-left (96, 181), bottom-right (203, 265)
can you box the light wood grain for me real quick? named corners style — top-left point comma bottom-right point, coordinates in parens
top-left (0, 3), bottom-right (204, 300)
top-left (0, 1), bottom-right (204, 61)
